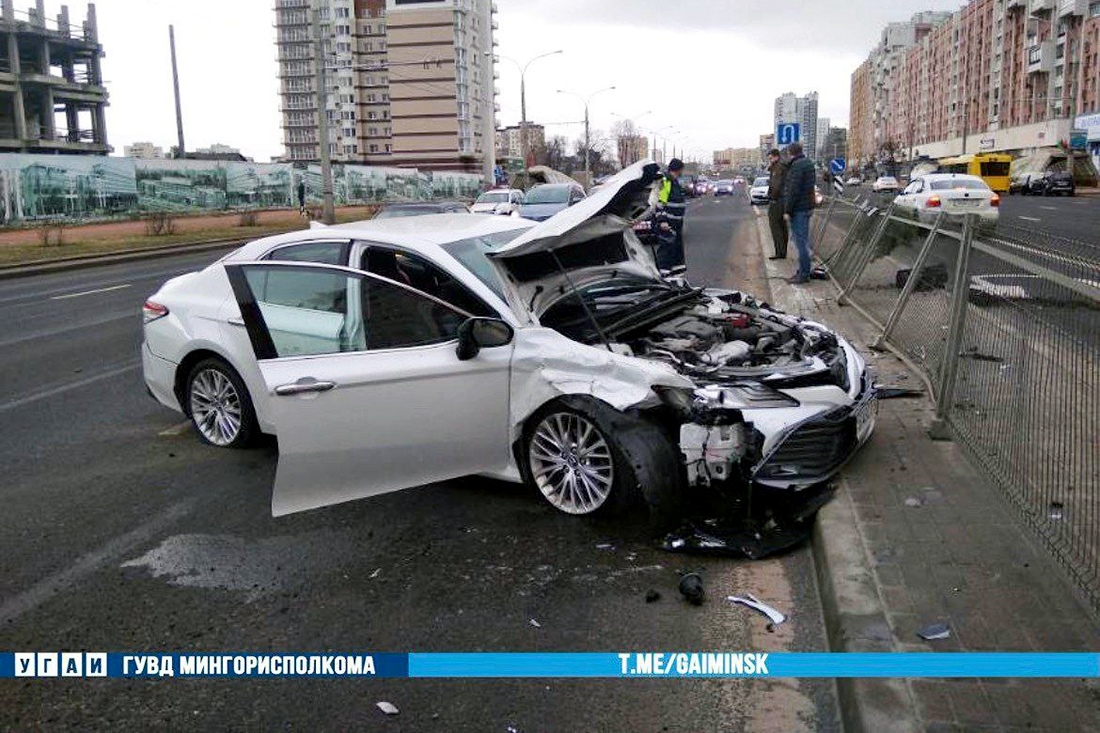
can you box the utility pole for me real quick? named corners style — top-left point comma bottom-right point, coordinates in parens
top-left (312, 1), bottom-right (335, 224)
top-left (558, 86), bottom-right (613, 188)
top-left (169, 25), bottom-right (185, 157)
top-left (498, 51), bottom-right (562, 182)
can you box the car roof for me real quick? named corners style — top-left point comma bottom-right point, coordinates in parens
top-left (530, 183), bottom-right (578, 191)
top-left (222, 213), bottom-right (535, 262)
top-left (919, 173), bottom-right (984, 182)
top-left (381, 201), bottom-right (466, 209)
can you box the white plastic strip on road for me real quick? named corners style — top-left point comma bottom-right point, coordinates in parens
top-left (0, 362), bottom-right (140, 413)
top-left (1017, 216), bottom-right (1042, 222)
top-left (0, 498), bottom-right (197, 626)
top-left (50, 283), bottom-right (132, 300)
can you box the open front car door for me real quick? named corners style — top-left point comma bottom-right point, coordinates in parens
top-left (226, 261), bottom-right (514, 516)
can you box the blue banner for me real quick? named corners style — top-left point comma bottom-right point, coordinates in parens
top-left (3, 652), bottom-right (1098, 679)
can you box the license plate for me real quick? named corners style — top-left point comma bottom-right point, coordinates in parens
top-left (854, 397), bottom-right (877, 436)
top-left (954, 199), bottom-right (980, 207)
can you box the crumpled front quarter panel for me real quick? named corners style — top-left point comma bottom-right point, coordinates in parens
top-left (508, 327), bottom-right (693, 436)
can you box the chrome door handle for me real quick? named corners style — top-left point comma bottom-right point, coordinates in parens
top-left (275, 378), bottom-right (336, 396)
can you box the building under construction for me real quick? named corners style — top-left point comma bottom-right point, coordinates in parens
top-left (0, 1), bottom-right (108, 155)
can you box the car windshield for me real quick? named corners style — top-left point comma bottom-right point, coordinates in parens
top-left (524, 186), bottom-right (571, 204)
top-left (375, 206), bottom-right (442, 219)
top-left (476, 192), bottom-right (510, 204)
top-left (930, 179), bottom-right (989, 191)
top-left (753, 178), bottom-right (769, 187)
top-left (440, 229), bottom-right (529, 301)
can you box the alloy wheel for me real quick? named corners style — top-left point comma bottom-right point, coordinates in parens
top-left (529, 412), bottom-right (614, 515)
top-left (189, 368), bottom-right (243, 446)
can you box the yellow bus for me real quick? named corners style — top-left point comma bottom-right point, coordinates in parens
top-left (937, 153), bottom-right (1013, 193)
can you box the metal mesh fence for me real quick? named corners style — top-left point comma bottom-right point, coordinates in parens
top-left (816, 198), bottom-right (1100, 609)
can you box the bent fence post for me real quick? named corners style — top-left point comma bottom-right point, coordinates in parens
top-left (873, 210), bottom-right (946, 349)
top-left (814, 195), bottom-right (837, 248)
top-left (837, 203), bottom-right (895, 304)
top-left (929, 213), bottom-right (975, 441)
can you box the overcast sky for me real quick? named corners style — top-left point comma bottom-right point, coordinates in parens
top-left (89, 0), bottom-right (966, 162)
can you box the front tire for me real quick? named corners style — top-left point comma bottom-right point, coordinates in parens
top-left (185, 357), bottom-right (258, 448)
top-left (521, 397), bottom-right (682, 519)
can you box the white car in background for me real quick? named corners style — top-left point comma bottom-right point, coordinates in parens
top-left (141, 162), bottom-right (875, 519)
top-left (472, 188), bottom-right (524, 216)
top-left (749, 177), bottom-right (770, 205)
top-left (845, 176), bottom-right (863, 187)
top-left (872, 176), bottom-right (899, 194)
top-left (893, 173), bottom-right (1000, 227)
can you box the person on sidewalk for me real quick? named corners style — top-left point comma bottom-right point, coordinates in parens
top-left (655, 158), bottom-right (688, 276)
top-left (783, 142), bottom-right (816, 284)
top-left (766, 148), bottom-right (788, 260)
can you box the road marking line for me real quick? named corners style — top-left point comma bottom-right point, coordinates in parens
top-left (50, 283), bottom-right (132, 300)
top-left (0, 362), bottom-right (140, 413)
top-left (159, 420), bottom-right (193, 436)
top-left (0, 499), bottom-right (197, 626)
top-left (1017, 216), bottom-right (1042, 222)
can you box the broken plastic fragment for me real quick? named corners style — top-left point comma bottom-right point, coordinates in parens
top-left (916, 623), bottom-right (950, 641)
top-left (904, 497), bottom-right (922, 508)
top-left (529, 618), bottom-right (541, 628)
top-left (376, 701), bottom-right (399, 716)
top-left (1049, 502), bottom-right (1064, 520)
top-left (727, 594), bottom-right (786, 626)
top-left (876, 386), bottom-right (923, 399)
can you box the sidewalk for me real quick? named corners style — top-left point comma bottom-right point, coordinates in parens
top-left (748, 209), bottom-right (1100, 732)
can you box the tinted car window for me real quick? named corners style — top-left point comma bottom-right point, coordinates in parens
top-left (264, 241), bottom-right (348, 266)
top-left (524, 185), bottom-right (571, 204)
top-left (930, 179), bottom-right (989, 191)
top-left (366, 278), bottom-right (466, 350)
top-left (362, 247), bottom-right (495, 318)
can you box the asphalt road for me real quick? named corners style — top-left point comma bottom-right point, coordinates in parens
top-left (0, 205), bottom-right (839, 731)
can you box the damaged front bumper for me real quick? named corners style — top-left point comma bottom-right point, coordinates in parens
top-left (675, 373), bottom-right (878, 492)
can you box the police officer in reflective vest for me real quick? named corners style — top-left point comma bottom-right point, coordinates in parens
top-left (655, 157), bottom-right (688, 276)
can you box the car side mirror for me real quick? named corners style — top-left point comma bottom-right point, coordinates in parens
top-left (456, 317), bottom-right (514, 361)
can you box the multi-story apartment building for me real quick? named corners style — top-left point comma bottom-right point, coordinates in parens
top-left (773, 91), bottom-right (819, 158)
top-left (275, 0), bottom-right (497, 178)
top-left (851, 2), bottom-right (1100, 165)
top-left (712, 147), bottom-right (760, 169)
top-left (495, 121), bottom-right (544, 160)
top-left (124, 141), bottom-right (164, 159)
top-left (0, 1), bottom-right (109, 154)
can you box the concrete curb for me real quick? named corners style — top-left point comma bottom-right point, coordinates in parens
top-left (0, 238), bottom-right (248, 280)
top-left (750, 209), bottom-right (921, 733)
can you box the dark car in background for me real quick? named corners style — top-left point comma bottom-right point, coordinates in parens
top-left (374, 201), bottom-right (471, 218)
top-left (1043, 171), bottom-right (1076, 197)
top-left (517, 182), bottom-right (586, 222)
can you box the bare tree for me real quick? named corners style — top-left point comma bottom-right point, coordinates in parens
top-left (545, 135), bottom-right (569, 172)
top-left (611, 119), bottom-right (644, 168)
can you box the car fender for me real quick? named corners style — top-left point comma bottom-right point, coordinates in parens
top-left (508, 326), bottom-right (693, 443)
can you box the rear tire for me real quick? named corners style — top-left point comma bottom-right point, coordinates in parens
top-left (184, 357), bottom-right (259, 449)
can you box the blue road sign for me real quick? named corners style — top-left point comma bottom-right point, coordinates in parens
top-left (829, 158), bottom-right (846, 175)
top-left (776, 122), bottom-right (801, 147)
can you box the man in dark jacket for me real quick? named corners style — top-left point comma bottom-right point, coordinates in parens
top-left (783, 142), bottom-right (816, 283)
top-left (766, 148), bottom-right (788, 259)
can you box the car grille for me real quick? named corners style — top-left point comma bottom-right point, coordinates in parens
top-left (756, 408), bottom-right (857, 481)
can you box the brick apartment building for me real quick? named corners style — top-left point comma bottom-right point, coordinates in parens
top-left (850, 1), bottom-right (1100, 167)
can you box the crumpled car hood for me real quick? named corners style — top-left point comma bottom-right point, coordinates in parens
top-left (488, 160), bottom-right (663, 320)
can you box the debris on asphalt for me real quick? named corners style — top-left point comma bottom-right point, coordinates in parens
top-left (369, 568), bottom-right (382, 578)
top-left (904, 497), bottom-right (922, 508)
top-left (916, 623), bottom-right (951, 641)
top-left (595, 543), bottom-right (614, 550)
top-left (727, 594), bottom-right (787, 626)
top-left (376, 701), bottom-right (399, 716)
top-left (678, 572), bottom-right (705, 605)
top-left (1050, 502), bottom-right (1064, 520)
top-left (964, 351), bottom-right (1004, 363)
top-left (645, 589), bottom-right (661, 603)
top-left (529, 618), bottom-right (541, 628)
top-left (876, 385), bottom-right (924, 399)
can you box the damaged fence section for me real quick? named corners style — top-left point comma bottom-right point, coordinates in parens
top-left (815, 195), bottom-right (1100, 610)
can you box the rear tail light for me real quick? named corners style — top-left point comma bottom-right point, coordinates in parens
top-left (990, 193), bottom-right (1001, 207)
top-left (143, 300), bottom-right (169, 323)
top-left (925, 195), bottom-right (942, 208)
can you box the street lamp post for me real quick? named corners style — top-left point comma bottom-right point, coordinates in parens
top-left (495, 50), bottom-right (562, 180)
top-left (312, 0), bottom-right (335, 225)
top-left (558, 86), bottom-right (615, 188)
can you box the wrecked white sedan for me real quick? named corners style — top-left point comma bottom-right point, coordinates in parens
top-left (142, 161), bottom-right (876, 518)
